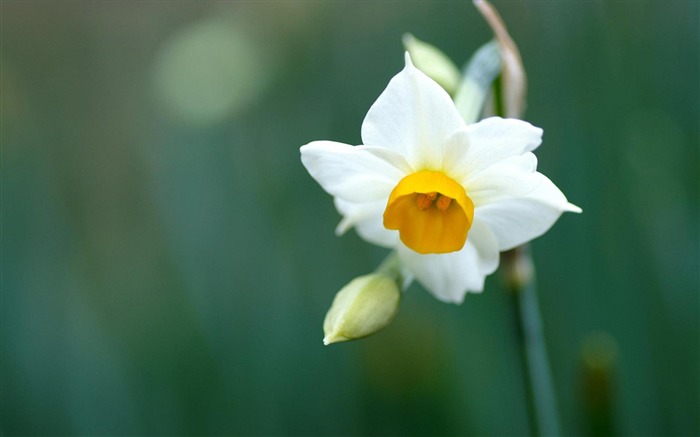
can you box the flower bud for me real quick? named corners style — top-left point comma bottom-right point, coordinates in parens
top-left (402, 33), bottom-right (461, 96)
top-left (323, 273), bottom-right (401, 345)
top-left (453, 40), bottom-right (501, 124)
top-left (580, 332), bottom-right (619, 437)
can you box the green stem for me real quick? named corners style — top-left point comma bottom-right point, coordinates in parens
top-left (375, 251), bottom-right (404, 286)
top-left (504, 245), bottom-right (561, 436)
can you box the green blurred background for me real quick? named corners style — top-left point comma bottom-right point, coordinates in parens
top-left (2, 1), bottom-right (698, 436)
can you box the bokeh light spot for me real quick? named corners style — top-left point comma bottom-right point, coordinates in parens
top-left (153, 18), bottom-right (271, 126)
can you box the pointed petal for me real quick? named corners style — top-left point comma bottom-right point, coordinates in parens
top-left (465, 152), bottom-right (540, 205)
top-left (361, 52), bottom-right (466, 169)
top-left (334, 198), bottom-right (399, 248)
top-left (475, 172), bottom-right (581, 251)
top-left (444, 117), bottom-right (543, 179)
top-left (397, 218), bottom-right (499, 303)
top-left (300, 141), bottom-right (411, 203)
top-left (402, 33), bottom-right (461, 94)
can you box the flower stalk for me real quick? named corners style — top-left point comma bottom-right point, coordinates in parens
top-left (503, 246), bottom-right (561, 436)
top-left (473, 1), bottom-right (562, 434)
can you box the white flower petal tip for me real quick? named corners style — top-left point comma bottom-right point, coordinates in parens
top-left (566, 203), bottom-right (583, 213)
top-left (404, 51), bottom-right (414, 67)
top-left (402, 34), bottom-right (462, 94)
top-left (334, 217), bottom-right (352, 236)
top-left (473, 171), bottom-right (582, 251)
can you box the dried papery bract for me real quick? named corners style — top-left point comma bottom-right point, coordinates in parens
top-left (473, 0), bottom-right (527, 118)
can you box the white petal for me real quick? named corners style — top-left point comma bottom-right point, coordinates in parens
top-left (334, 198), bottom-right (399, 248)
top-left (361, 52), bottom-right (466, 169)
top-left (397, 218), bottom-right (499, 303)
top-left (300, 141), bottom-right (411, 203)
top-left (475, 172), bottom-right (581, 251)
top-left (445, 117), bottom-right (543, 178)
top-left (465, 152), bottom-right (540, 205)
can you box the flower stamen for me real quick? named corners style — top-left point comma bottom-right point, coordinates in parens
top-left (383, 171), bottom-right (474, 254)
top-left (436, 195), bottom-right (452, 211)
top-left (416, 192), bottom-right (437, 210)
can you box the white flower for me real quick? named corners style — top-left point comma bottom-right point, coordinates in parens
top-left (300, 53), bottom-right (581, 304)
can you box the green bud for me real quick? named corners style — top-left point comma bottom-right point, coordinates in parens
top-left (402, 33), bottom-right (461, 96)
top-left (453, 40), bottom-right (501, 124)
top-left (323, 273), bottom-right (401, 345)
top-left (580, 331), bottom-right (619, 437)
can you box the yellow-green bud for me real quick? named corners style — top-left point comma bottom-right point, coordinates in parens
top-left (323, 273), bottom-right (401, 345)
top-left (402, 33), bottom-right (461, 96)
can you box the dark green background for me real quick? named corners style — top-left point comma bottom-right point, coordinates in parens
top-left (3, 1), bottom-right (698, 435)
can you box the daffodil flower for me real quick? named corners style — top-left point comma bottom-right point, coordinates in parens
top-left (300, 53), bottom-right (580, 303)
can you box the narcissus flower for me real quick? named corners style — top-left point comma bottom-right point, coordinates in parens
top-left (300, 53), bottom-right (580, 303)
